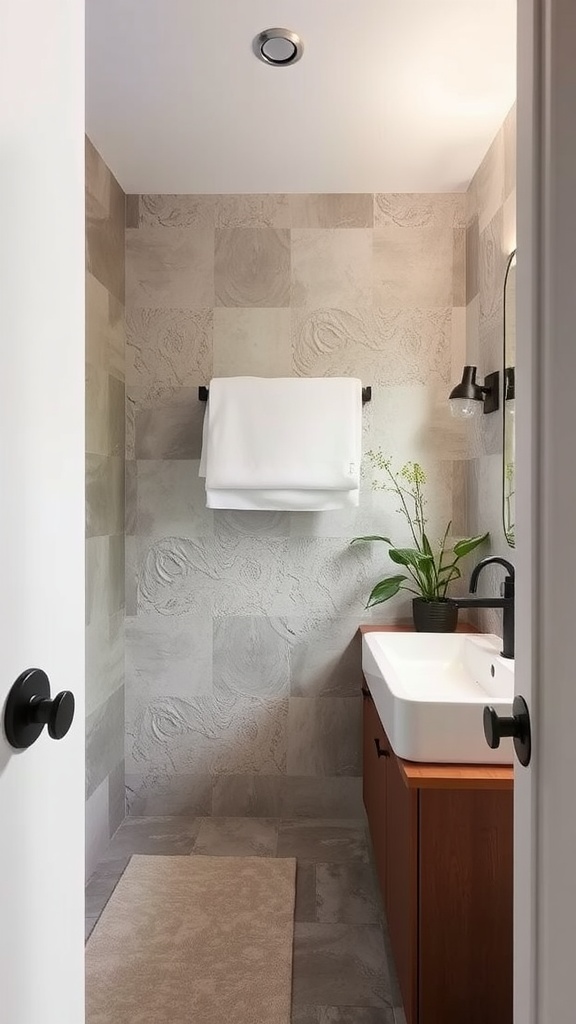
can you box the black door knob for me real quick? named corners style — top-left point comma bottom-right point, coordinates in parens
top-left (4, 668), bottom-right (75, 749)
top-left (483, 694), bottom-right (531, 767)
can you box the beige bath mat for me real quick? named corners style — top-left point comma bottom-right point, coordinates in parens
top-left (86, 854), bottom-right (296, 1024)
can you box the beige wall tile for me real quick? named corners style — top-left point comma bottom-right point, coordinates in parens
top-left (373, 225), bottom-right (453, 308)
top-left (215, 194), bottom-right (291, 228)
top-left (125, 195), bottom-right (140, 228)
top-left (108, 375), bottom-right (126, 456)
top-left (213, 307), bottom-right (291, 376)
top-left (86, 140), bottom-right (125, 304)
top-left (86, 272), bottom-right (125, 381)
top-left (478, 208), bottom-right (506, 334)
top-left (131, 385), bottom-right (205, 459)
top-left (140, 194), bottom-right (216, 229)
top-left (215, 228), bottom-right (290, 307)
top-left (465, 217), bottom-right (479, 303)
top-left (126, 226), bottom-right (214, 308)
top-left (374, 193), bottom-right (466, 229)
top-left (290, 194), bottom-right (373, 229)
top-left (126, 308), bottom-right (213, 387)
top-left (292, 229), bottom-right (372, 307)
top-left (472, 130), bottom-right (505, 233)
top-left (503, 104), bottom-right (516, 199)
top-left (292, 307), bottom-right (452, 385)
top-left (450, 307), bottom-right (467, 382)
top-left (86, 455), bottom-right (125, 538)
top-left (86, 364), bottom-right (109, 456)
top-left (452, 227), bottom-right (466, 306)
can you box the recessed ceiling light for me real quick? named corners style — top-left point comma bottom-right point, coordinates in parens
top-left (253, 28), bottom-right (304, 67)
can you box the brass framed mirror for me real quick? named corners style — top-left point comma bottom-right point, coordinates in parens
top-left (503, 249), bottom-right (516, 547)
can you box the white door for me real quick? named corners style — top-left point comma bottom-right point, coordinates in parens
top-left (516, 1), bottom-right (576, 1022)
top-left (0, 2), bottom-right (86, 1023)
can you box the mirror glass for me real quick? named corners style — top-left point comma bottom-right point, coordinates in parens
top-left (503, 250), bottom-right (516, 547)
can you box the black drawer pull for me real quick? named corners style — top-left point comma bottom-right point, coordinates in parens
top-left (361, 685), bottom-right (371, 699)
top-left (374, 737), bottom-right (390, 759)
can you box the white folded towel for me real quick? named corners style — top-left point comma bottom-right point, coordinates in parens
top-left (199, 376), bottom-right (363, 511)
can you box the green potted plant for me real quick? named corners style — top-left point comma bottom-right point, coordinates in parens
top-left (352, 452), bottom-right (488, 631)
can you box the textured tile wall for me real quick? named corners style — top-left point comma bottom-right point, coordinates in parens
top-left (125, 191), bottom-right (473, 817)
top-left (85, 138), bottom-right (126, 876)
top-left (465, 106), bottom-right (516, 634)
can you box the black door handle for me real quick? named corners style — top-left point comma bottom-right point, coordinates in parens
top-left (4, 668), bottom-right (75, 749)
top-left (483, 695), bottom-right (531, 767)
top-left (374, 737), bottom-right (390, 759)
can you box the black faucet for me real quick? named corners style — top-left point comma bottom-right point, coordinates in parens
top-left (449, 556), bottom-right (515, 659)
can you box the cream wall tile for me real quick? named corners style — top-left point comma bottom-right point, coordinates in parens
top-left (214, 228), bottom-right (290, 307)
top-left (291, 229), bottom-right (372, 307)
top-left (126, 226), bottom-right (214, 308)
top-left (373, 225), bottom-right (454, 308)
top-left (290, 194), bottom-right (373, 229)
top-left (213, 308), bottom-right (292, 376)
top-left (126, 308), bottom-right (213, 388)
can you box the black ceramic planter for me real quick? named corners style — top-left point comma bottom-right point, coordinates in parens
top-left (412, 598), bottom-right (458, 632)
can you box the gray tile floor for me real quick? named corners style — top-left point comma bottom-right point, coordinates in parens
top-left (86, 815), bottom-right (406, 1024)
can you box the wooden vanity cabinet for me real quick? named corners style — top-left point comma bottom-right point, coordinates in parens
top-left (362, 684), bottom-right (513, 1024)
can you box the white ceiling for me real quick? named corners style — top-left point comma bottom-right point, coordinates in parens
top-left (86, 0), bottom-right (516, 195)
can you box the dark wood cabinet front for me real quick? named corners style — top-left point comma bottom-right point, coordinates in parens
top-left (362, 680), bottom-right (513, 1024)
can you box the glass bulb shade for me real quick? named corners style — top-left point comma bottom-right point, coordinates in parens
top-left (449, 397), bottom-right (481, 419)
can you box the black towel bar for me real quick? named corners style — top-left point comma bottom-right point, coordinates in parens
top-left (198, 385), bottom-right (372, 404)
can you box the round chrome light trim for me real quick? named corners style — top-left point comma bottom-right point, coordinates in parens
top-left (253, 28), bottom-right (304, 67)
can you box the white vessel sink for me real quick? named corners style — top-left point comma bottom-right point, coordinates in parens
top-left (362, 631), bottom-right (514, 764)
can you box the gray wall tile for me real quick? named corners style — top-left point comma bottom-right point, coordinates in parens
top-left (86, 138), bottom-right (126, 859)
top-left (86, 687), bottom-right (125, 799)
top-left (125, 189), bottom-right (485, 817)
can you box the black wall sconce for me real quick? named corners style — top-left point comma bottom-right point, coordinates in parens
top-left (449, 366), bottom-right (500, 419)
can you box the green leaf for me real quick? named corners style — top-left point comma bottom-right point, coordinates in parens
top-left (452, 532), bottom-right (489, 558)
top-left (366, 575), bottom-right (407, 607)
top-left (350, 535), bottom-right (392, 545)
top-left (420, 532), bottom-right (434, 558)
top-left (388, 547), bottom-right (435, 571)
